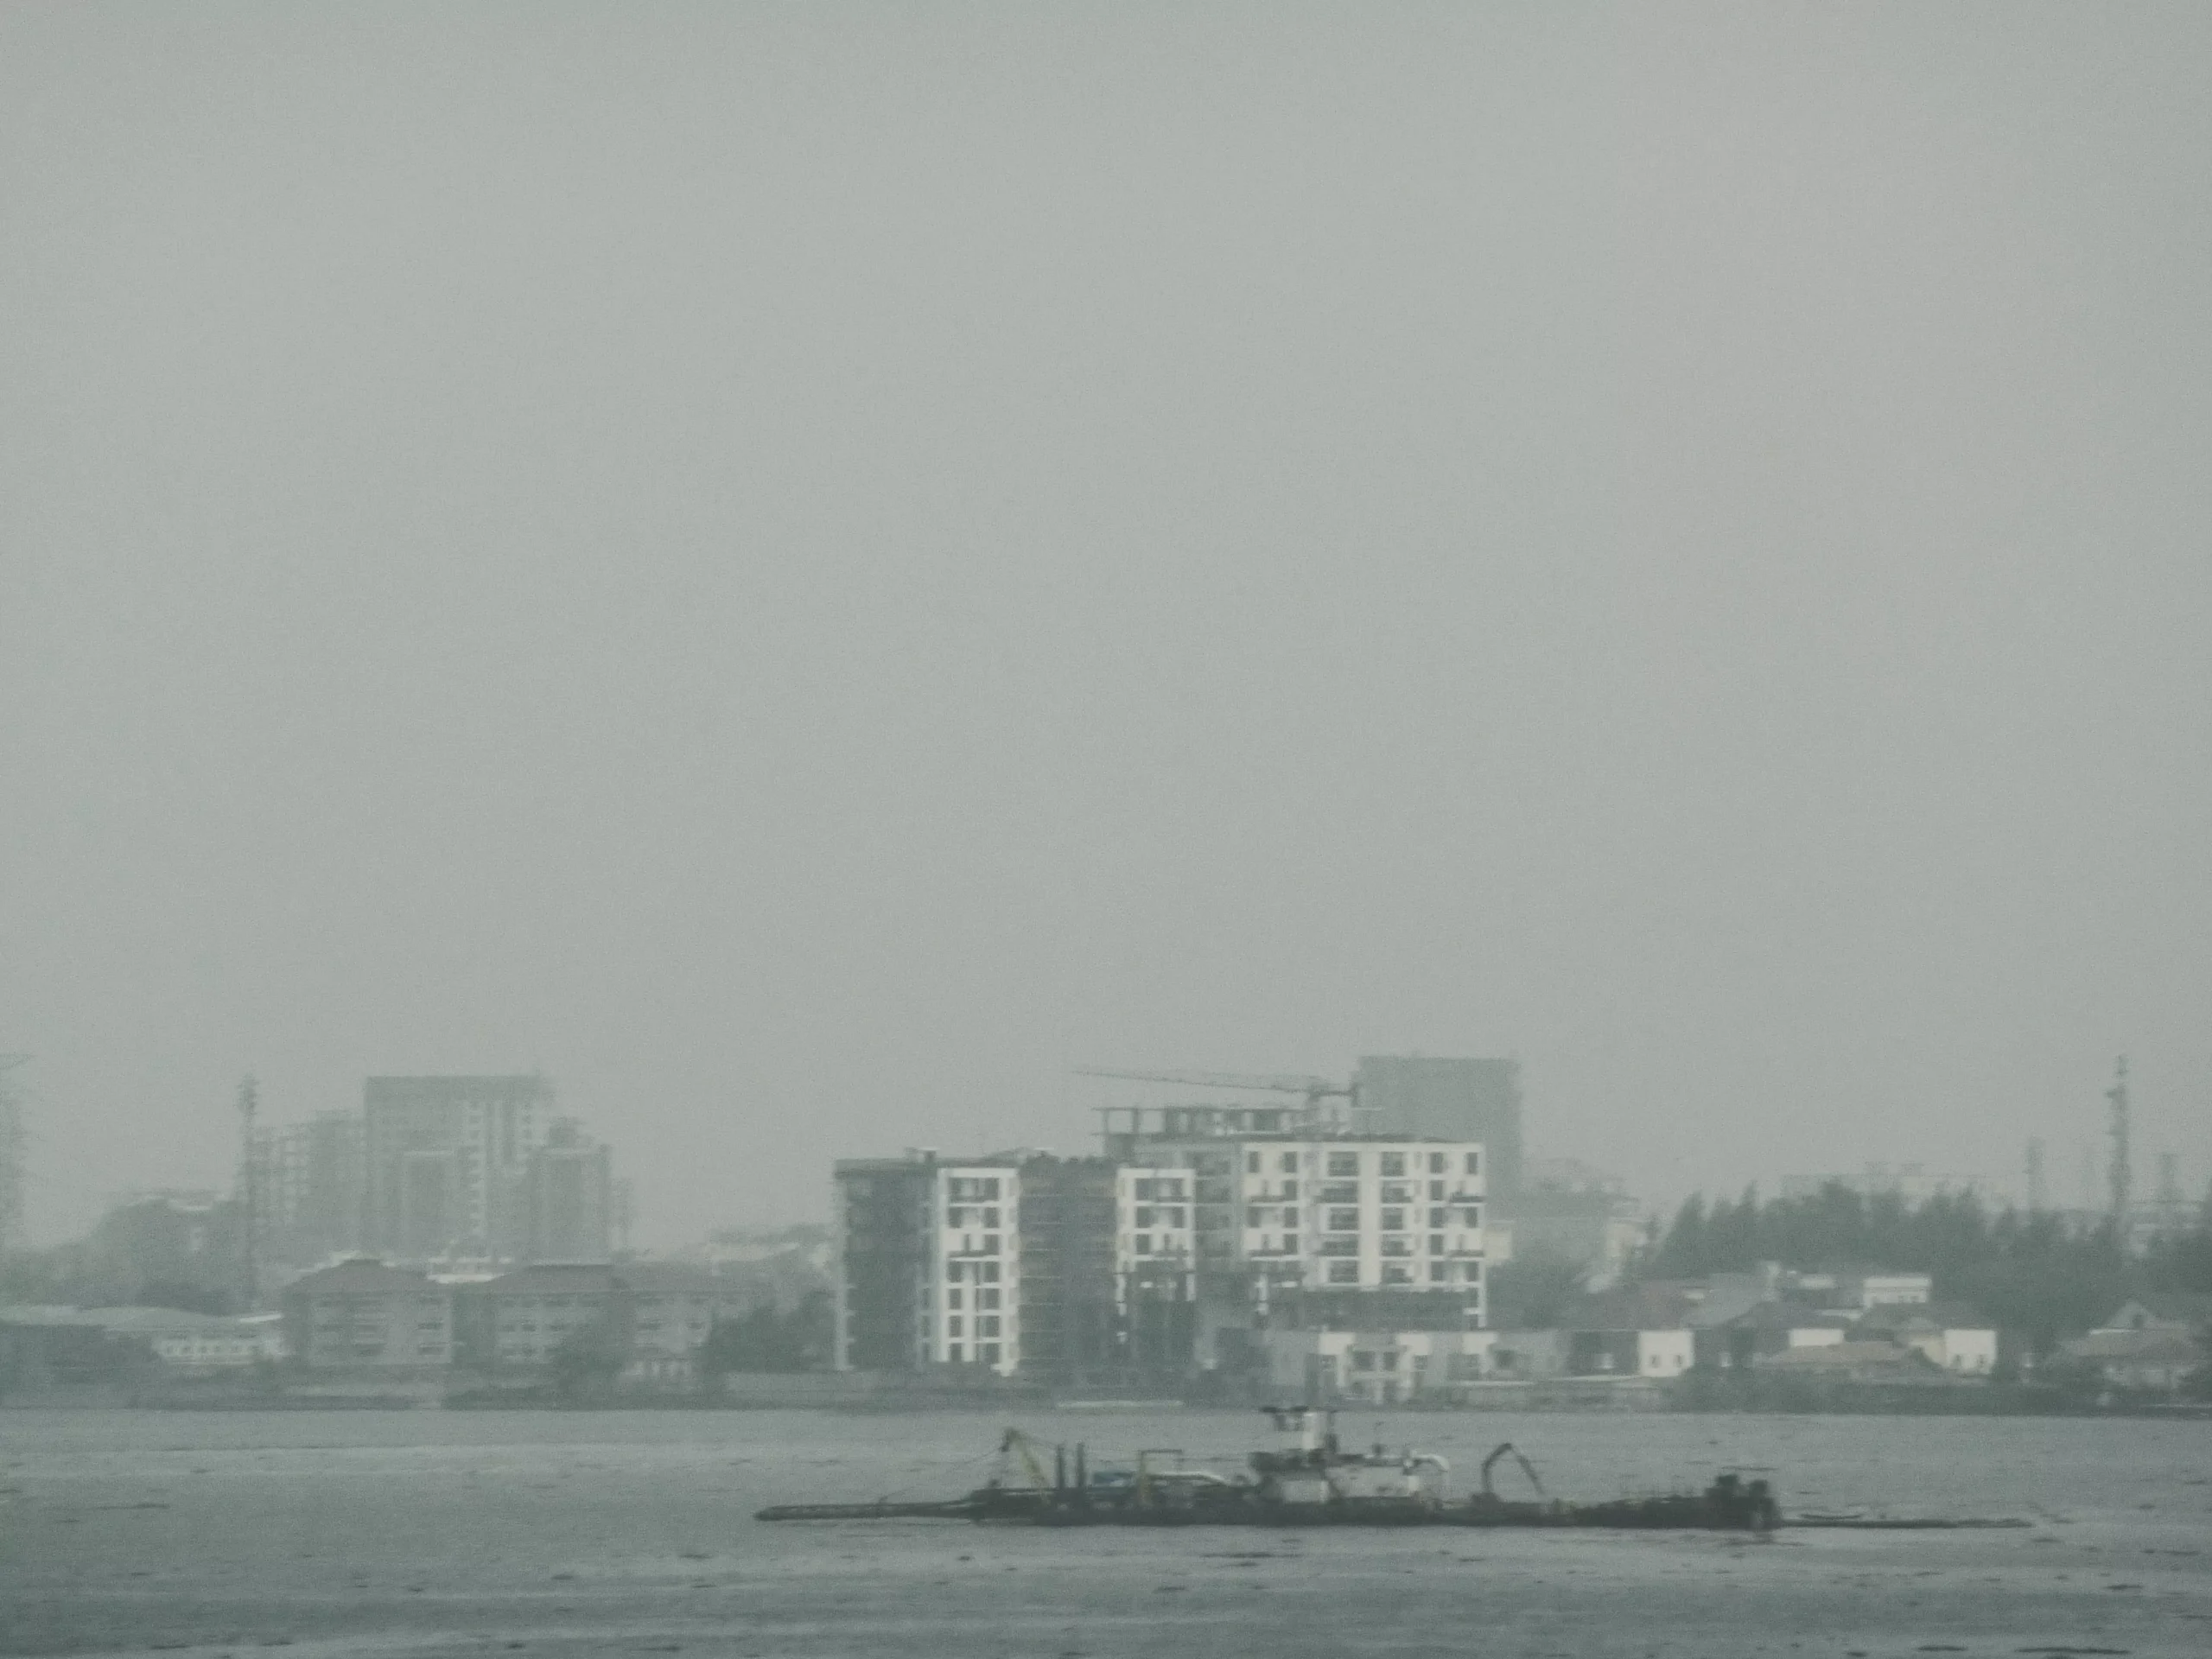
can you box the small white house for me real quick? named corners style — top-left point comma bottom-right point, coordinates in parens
top-left (1634, 1328), bottom-right (1694, 1376)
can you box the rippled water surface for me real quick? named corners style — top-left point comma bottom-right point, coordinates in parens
top-left (3, 1407), bottom-right (2209, 1657)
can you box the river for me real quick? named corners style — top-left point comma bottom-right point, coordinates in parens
top-left (3, 1407), bottom-right (2208, 1657)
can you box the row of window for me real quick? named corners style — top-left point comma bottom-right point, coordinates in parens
top-left (1320, 1261), bottom-right (1482, 1285)
top-left (944, 1314), bottom-right (1003, 1338)
top-left (1324, 1206), bottom-right (1482, 1233)
top-left (1251, 1203), bottom-right (1482, 1230)
top-left (946, 1176), bottom-right (1002, 1201)
top-left (942, 1261), bottom-right (1001, 1283)
top-left (1243, 1150), bottom-right (1480, 1179)
top-left (1128, 1178), bottom-right (1189, 1201)
top-left (943, 1287), bottom-right (1002, 1310)
top-left (944, 1341), bottom-right (1002, 1365)
top-left (944, 1205), bottom-right (1001, 1228)
top-left (1129, 1205), bottom-right (1188, 1229)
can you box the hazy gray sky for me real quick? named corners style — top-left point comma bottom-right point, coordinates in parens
top-left (4, 3), bottom-right (2208, 1244)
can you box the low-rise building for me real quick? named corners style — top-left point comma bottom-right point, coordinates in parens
top-left (618, 1262), bottom-right (734, 1386)
top-left (1567, 1325), bottom-right (1693, 1379)
top-left (1839, 1271), bottom-right (1934, 1309)
top-left (1484, 1328), bottom-right (1568, 1380)
top-left (1852, 1302), bottom-right (1999, 1376)
top-left (74, 1306), bottom-right (284, 1371)
top-left (460, 1263), bottom-right (627, 1369)
top-left (1755, 1339), bottom-right (1942, 1382)
top-left (281, 1259), bottom-right (454, 1369)
top-left (1692, 1300), bottom-right (1853, 1370)
top-left (1554, 1285), bottom-right (1695, 1379)
top-left (2054, 1327), bottom-right (2202, 1393)
top-left (1259, 1326), bottom-right (1497, 1404)
top-left (2095, 1295), bottom-right (2212, 1339)
top-left (453, 1262), bottom-right (737, 1385)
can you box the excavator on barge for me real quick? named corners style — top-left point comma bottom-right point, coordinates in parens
top-left (759, 1408), bottom-right (1799, 1530)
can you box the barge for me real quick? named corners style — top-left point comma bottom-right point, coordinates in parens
top-left (759, 1407), bottom-right (1790, 1530)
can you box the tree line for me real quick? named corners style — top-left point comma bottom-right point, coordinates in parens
top-left (1637, 1182), bottom-right (2212, 1351)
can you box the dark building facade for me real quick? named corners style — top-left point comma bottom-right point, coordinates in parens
top-left (1355, 1056), bottom-right (1523, 1202)
top-left (523, 1127), bottom-right (614, 1263)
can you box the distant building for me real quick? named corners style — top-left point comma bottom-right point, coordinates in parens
top-left (1492, 1158), bottom-right (1644, 1288)
top-left (2094, 1294), bottom-right (2212, 1338)
top-left (281, 1259), bottom-right (454, 1369)
top-left (1557, 1285), bottom-right (1699, 1379)
top-left (1778, 1166), bottom-right (1985, 1205)
top-left (454, 1261), bottom-right (734, 1386)
top-left (1259, 1327), bottom-right (1497, 1404)
top-left (1850, 1303), bottom-right (1998, 1375)
top-left (832, 1154), bottom-right (1026, 1376)
top-left (87, 1191), bottom-right (245, 1309)
top-left (616, 1262), bottom-right (734, 1386)
top-left (2056, 1326), bottom-right (2202, 1392)
top-left (73, 1306), bottom-right (284, 1371)
top-left (832, 1122), bottom-right (1487, 1385)
top-left (523, 1123), bottom-right (614, 1262)
top-left (1566, 1326), bottom-right (1693, 1380)
top-left (362, 1076), bottom-right (555, 1263)
top-left (1755, 1340), bottom-right (1944, 1382)
top-left (1354, 1057), bottom-right (1522, 1201)
top-left (259, 1113), bottom-right (365, 1266)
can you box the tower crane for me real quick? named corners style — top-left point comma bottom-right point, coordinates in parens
top-left (1073, 1066), bottom-right (1359, 1116)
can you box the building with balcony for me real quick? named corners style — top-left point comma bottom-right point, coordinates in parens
top-left (832, 1121), bottom-right (1488, 1386)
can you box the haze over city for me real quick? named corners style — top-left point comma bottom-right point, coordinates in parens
top-left (4, 3), bottom-right (2209, 1249)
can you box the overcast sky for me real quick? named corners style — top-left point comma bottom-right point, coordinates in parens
top-left (4, 3), bottom-right (2208, 1245)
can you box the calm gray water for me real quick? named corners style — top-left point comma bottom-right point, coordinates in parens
top-left (3, 1408), bottom-right (2209, 1657)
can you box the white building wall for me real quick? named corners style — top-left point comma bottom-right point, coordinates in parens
top-left (1115, 1166), bottom-right (1196, 1300)
top-left (928, 1166), bottom-right (1020, 1376)
top-left (1786, 1326), bottom-right (1848, 1349)
top-left (1146, 1135), bottom-right (1487, 1309)
top-left (1909, 1326), bottom-right (1997, 1375)
top-left (1635, 1328), bottom-right (1694, 1376)
top-left (1846, 1273), bottom-right (1933, 1308)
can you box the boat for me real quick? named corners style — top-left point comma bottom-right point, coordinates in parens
top-left (757, 1408), bottom-right (1786, 1530)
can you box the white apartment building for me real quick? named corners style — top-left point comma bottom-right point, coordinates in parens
top-left (1115, 1165), bottom-right (1196, 1297)
top-left (1141, 1135), bottom-right (1488, 1301)
top-left (925, 1165), bottom-right (1020, 1376)
top-left (833, 1132), bottom-right (1486, 1382)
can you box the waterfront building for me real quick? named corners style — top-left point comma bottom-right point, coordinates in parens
top-left (832, 1117), bottom-right (1487, 1385)
top-left (281, 1258), bottom-right (454, 1369)
top-left (831, 1154), bottom-right (1026, 1376)
top-left (1258, 1326), bottom-right (1497, 1404)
